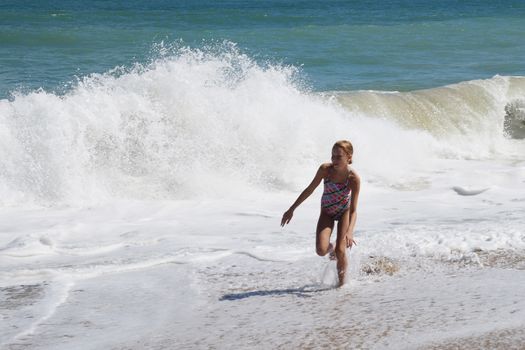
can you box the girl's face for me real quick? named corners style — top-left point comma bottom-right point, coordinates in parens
top-left (331, 147), bottom-right (351, 169)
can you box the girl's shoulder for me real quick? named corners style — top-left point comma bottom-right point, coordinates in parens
top-left (347, 168), bottom-right (361, 187)
top-left (319, 163), bottom-right (332, 172)
top-left (319, 163), bottom-right (335, 177)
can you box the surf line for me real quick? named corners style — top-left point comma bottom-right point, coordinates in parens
top-left (232, 250), bottom-right (291, 263)
top-left (5, 277), bottom-right (75, 346)
top-left (197, 248), bottom-right (294, 263)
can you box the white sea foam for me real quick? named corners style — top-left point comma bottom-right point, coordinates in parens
top-left (2, 44), bottom-right (523, 206)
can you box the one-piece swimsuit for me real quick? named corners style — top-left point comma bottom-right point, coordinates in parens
top-left (321, 176), bottom-right (351, 221)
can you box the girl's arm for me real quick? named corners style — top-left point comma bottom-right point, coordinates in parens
top-left (345, 171), bottom-right (361, 246)
top-left (281, 164), bottom-right (328, 226)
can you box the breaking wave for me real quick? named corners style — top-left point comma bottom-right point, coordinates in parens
top-left (0, 42), bottom-right (524, 206)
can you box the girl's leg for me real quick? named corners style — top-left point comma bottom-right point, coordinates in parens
top-left (316, 211), bottom-right (334, 256)
top-left (335, 210), bottom-right (351, 287)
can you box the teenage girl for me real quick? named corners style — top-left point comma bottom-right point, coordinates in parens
top-left (281, 140), bottom-right (360, 287)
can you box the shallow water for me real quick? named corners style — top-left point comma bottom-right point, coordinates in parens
top-left (1, 189), bottom-right (524, 348)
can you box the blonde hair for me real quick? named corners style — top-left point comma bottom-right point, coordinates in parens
top-left (333, 140), bottom-right (353, 164)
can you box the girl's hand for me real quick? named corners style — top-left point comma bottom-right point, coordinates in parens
top-left (346, 234), bottom-right (356, 248)
top-left (281, 209), bottom-right (294, 226)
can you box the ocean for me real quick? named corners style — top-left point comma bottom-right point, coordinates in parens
top-left (1, 1), bottom-right (525, 349)
top-left (2, 0), bottom-right (525, 96)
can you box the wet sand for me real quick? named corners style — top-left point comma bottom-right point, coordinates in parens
top-left (2, 248), bottom-right (525, 350)
top-left (420, 327), bottom-right (525, 350)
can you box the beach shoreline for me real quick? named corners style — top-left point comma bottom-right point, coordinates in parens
top-left (3, 244), bottom-right (524, 349)
top-left (1, 192), bottom-right (525, 349)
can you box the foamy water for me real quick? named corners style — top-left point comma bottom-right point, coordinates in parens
top-left (1, 46), bottom-right (525, 349)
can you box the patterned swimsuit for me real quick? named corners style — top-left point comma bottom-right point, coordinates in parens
top-left (321, 177), bottom-right (351, 221)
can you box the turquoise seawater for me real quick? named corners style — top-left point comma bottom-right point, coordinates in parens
top-left (1, 0), bottom-right (525, 97)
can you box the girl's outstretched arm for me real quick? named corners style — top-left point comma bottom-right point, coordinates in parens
top-left (281, 164), bottom-right (328, 226)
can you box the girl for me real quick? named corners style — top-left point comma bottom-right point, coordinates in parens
top-left (281, 140), bottom-right (360, 287)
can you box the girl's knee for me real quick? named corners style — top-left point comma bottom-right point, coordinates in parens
top-left (316, 246), bottom-right (328, 256)
top-left (317, 242), bottom-right (334, 257)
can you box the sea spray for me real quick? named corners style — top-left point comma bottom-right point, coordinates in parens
top-left (0, 44), bottom-right (442, 206)
top-left (1, 44), bottom-right (523, 207)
